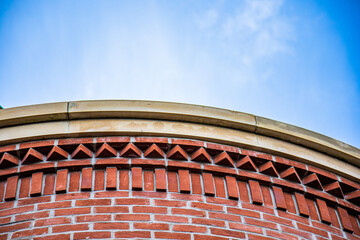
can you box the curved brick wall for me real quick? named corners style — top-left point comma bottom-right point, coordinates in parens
top-left (0, 101), bottom-right (359, 240)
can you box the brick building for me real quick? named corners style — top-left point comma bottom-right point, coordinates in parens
top-left (0, 100), bottom-right (359, 239)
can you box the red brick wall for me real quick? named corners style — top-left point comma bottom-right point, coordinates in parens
top-left (0, 137), bottom-right (359, 239)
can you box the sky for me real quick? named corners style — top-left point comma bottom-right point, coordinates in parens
top-left (0, 0), bottom-right (359, 148)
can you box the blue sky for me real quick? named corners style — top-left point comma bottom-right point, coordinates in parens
top-left (0, 0), bottom-right (359, 148)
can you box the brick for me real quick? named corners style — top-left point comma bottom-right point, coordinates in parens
top-left (95, 158), bottom-right (128, 167)
top-left (94, 222), bottom-right (129, 230)
top-left (172, 208), bottom-right (206, 217)
top-left (133, 191), bottom-right (167, 198)
top-left (249, 180), bottom-right (263, 205)
top-left (278, 210), bottom-right (309, 225)
top-left (11, 228), bottom-right (48, 239)
top-left (18, 196), bottom-right (51, 206)
top-left (229, 222), bottom-right (263, 233)
top-left (19, 177), bottom-right (30, 198)
top-left (96, 143), bottom-right (117, 158)
top-left (69, 171), bottom-right (81, 192)
top-left (76, 199), bottom-right (111, 206)
top-left (154, 199), bottom-right (186, 207)
top-left (306, 198), bottom-right (320, 221)
top-left (179, 169), bottom-right (191, 193)
top-left (242, 202), bottom-right (275, 214)
top-left (35, 217), bottom-right (71, 227)
top-left (0, 221), bottom-right (31, 233)
top-left (81, 167), bottom-right (92, 191)
top-left (95, 206), bottom-right (129, 213)
top-left (134, 223), bottom-right (169, 230)
top-left (171, 193), bottom-right (203, 201)
top-left (191, 202), bottom-right (223, 211)
top-left (30, 172), bottom-right (43, 196)
top-left (0, 205), bottom-right (33, 218)
top-left (214, 176), bottom-right (226, 198)
top-left (58, 138), bottom-right (93, 146)
top-left (338, 207), bottom-right (353, 232)
top-left (261, 186), bottom-right (273, 207)
top-left (258, 161), bottom-right (278, 177)
top-left (236, 155), bottom-right (257, 171)
top-left (190, 147), bottom-right (211, 163)
top-left (119, 170), bottom-right (129, 190)
top-left (133, 206), bottom-right (167, 214)
top-left (280, 167), bottom-right (301, 183)
top-left (295, 192), bottom-right (309, 217)
top-left (266, 229), bottom-right (298, 240)
top-left (94, 191), bottom-right (129, 198)
top-left (56, 192), bottom-right (90, 201)
top-left (22, 148), bottom-right (44, 164)
top-left (316, 199), bottom-right (331, 224)
top-left (167, 171), bottom-right (178, 192)
top-left (38, 201), bottom-right (72, 210)
top-left (227, 207), bottom-right (260, 218)
top-left (192, 218), bottom-right (225, 227)
top-left (15, 211), bottom-right (49, 221)
top-left (328, 206), bottom-right (341, 228)
top-left (209, 212), bottom-right (241, 222)
top-left (312, 221), bottom-right (343, 236)
top-left (0, 217), bottom-right (10, 225)
top-left (120, 142), bottom-right (141, 158)
top-left (144, 170), bottom-right (154, 191)
top-left (155, 232), bottom-right (191, 240)
top-left (191, 173), bottom-right (202, 194)
top-left (144, 143), bottom-right (165, 158)
top-left (281, 225), bottom-right (312, 239)
top-left (206, 196), bottom-right (237, 206)
top-left (94, 170), bottom-right (105, 191)
top-left (57, 159), bottom-right (92, 169)
top-left (273, 186), bottom-right (286, 210)
top-left (173, 224), bottom-right (207, 233)
top-left (55, 169), bottom-right (68, 193)
top-left (0, 153), bottom-right (19, 168)
top-left (297, 222), bottom-right (329, 237)
top-left (0, 182), bottom-right (5, 201)
top-left (248, 234), bottom-right (275, 240)
top-left (284, 192), bottom-right (297, 214)
top-left (114, 231), bottom-right (151, 239)
top-left (263, 214), bottom-right (293, 227)
top-left (238, 181), bottom-right (250, 202)
top-left (132, 167), bottom-right (142, 190)
top-left (350, 214), bottom-right (360, 236)
top-left (76, 214), bottom-right (111, 222)
top-left (34, 234), bottom-right (70, 240)
top-left (132, 158), bottom-right (165, 167)
top-left (55, 207), bottom-right (91, 216)
top-left (115, 198), bottom-right (150, 205)
top-left (203, 172), bottom-right (215, 196)
top-left (241, 149), bottom-right (271, 160)
top-left (225, 176), bottom-right (238, 199)
top-left (47, 145), bottom-right (68, 161)
top-left (43, 174), bottom-right (55, 195)
top-left (155, 215), bottom-right (188, 223)
top-left (115, 214), bottom-right (150, 221)
top-left (106, 167), bottom-right (117, 190)
top-left (194, 235), bottom-right (228, 240)
top-left (167, 145), bottom-right (188, 160)
top-left (5, 176), bottom-right (18, 200)
top-left (155, 169), bottom-right (166, 191)
top-left (204, 164), bottom-right (237, 175)
top-left (74, 231), bottom-right (111, 239)
top-left (210, 228), bottom-right (245, 239)
top-left (71, 144), bottom-right (92, 159)
top-left (244, 217), bottom-right (277, 229)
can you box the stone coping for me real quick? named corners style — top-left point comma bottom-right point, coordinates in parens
top-left (0, 100), bottom-right (359, 169)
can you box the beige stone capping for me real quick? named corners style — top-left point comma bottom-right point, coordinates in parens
top-left (0, 100), bottom-right (359, 181)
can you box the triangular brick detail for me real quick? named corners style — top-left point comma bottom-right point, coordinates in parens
top-left (47, 146), bottom-right (68, 161)
top-left (236, 156), bottom-right (257, 171)
top-left (323, 181), bottom-right (344, 198)
top-left (302, 173), bottom-right (323, 190)
top-left (144, 144), bottom-right (164, 158)
top-left (71, 144), bottom-right (93, 159)
top-left (96, 143), bottom-right (117, 158)
top-left (120, 143), bottom-right (142, 158)
top-left (167, 145), bottom-right (188, 160)
top-left (214, 152), bottom-right (234, 167)
top-left (190, 148), bottom-right (211, 163)
top-left (0, 153), bottom-right (19, 168)
top-left (22, 148), bottom-right (44, 164)
top-left (345, 190), bottom-right (360, 204)
top-left (258, 161), bottom-right (278, 177)
top-left (280, 167), bottom-right (301, 183)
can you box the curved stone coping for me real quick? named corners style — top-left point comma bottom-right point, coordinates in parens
top-left (0, 100), bottom-right (359, 168)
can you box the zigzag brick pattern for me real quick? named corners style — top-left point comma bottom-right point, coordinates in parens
top-left (0, 137), bottom-right (359, 239)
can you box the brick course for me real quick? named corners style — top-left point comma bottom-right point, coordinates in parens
top-left (0, 136), bottom-right (359, 239)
